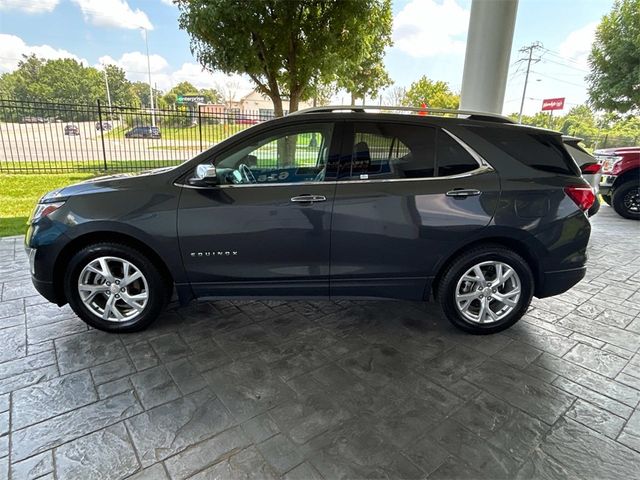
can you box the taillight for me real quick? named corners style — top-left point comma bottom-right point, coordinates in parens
top-left (564, 186), bottom-right (595, 212)
top-left (580, 163), bottom-right (601, 175)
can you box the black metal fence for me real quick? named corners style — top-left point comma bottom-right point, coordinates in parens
top-left (0, 98), bottom-right (275, 173)
top-left (1, 98), bottom-right (638, 174)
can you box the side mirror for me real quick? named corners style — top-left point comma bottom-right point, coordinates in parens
top-left (190, 163), bottom-right (218, 186)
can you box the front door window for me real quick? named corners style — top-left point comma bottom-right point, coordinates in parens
top-left (215, 124), bottom-right (334, 184)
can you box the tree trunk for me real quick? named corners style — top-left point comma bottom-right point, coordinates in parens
top-left (350, 93), bottom-right (355, 106)
top-left (272, 95), bottom-right (284, 118)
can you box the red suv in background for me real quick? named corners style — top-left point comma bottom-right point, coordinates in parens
top-left (597, 146), bottom-right (640, 220)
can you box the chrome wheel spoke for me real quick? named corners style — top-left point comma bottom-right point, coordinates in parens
top-left (455, 260), bottom-right (521, 325)
top-left (456, 291), bottom-right (479, 302)
top-left (120, 292), bottom-right (146, 312)
top-left (78, 256), bottom-right (149, 323)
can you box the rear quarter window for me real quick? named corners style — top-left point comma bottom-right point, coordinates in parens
top-left (469, 126), bottom-right (580, 176)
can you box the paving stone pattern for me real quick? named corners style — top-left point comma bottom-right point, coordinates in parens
top-left (1, 206), bottom-right (640, 479)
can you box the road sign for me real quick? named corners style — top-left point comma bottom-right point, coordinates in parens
top-left (177, 95), bottom-right (205, 104)
top-left (541, 97), bottom-right (565, 111)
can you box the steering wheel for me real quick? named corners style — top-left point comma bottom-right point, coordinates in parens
top-left (238, 163), bottom-right (257, 184)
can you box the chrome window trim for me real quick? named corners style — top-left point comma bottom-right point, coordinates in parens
top-left (441, 128), bottom-right (490, 168)
top-left (176, 128), bottom-right (493, 189)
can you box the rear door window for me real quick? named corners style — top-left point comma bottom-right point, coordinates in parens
top-left (342, 123), bottom-right (436, 180)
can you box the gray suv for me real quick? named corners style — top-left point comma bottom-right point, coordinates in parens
top-left (26, 106), bottom-right (593, 335)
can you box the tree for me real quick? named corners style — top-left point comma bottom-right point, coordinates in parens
top-left (0, 55), bottom-right (103, 104)
top-left (384, 86), bottom-right (407, 106)
top-left (176, 0), bottom-right (393, 116)
top-left (337, 54), bottom-right (392, 105)
top-left (102, 64), bottom-right (137, 105)
top-left (587, 0), bottom-right (640, 114)
top-left (559, 105), bottom-right (598, 137)
top-left (404, 76), bottom-right (460, 109)
top-left (130, 81), bottom-right (163, 108)
top-left (162, 81), bottom-right (199, 107)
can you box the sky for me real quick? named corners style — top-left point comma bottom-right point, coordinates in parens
top-left (0, 0), bottom-right (613, 115)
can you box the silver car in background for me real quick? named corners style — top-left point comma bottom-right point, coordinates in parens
top-left (563, 135), bottom-right (601, 217)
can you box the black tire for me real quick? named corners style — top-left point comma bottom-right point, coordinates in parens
top-left (612, 181), bottom-right (640, 220)
top-left (437, 245), bottom-right (534, 334)
top-left (64, 242), bottom-right (169, 332)
top-left (601, 194), bottom-right (612, 206)
top-left (587, 195), bottom-right (601, 217)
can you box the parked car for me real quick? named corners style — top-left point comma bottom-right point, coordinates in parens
top-left (95, 121), bottom-right (112, 131)
top-left (562, 136), bottom-right (601, 217)
top-left (26, 106), bottom-right (593, 335)
top-left (64, 124), bottom-right (80, 136)
top-left (596, 146), bottom-right (640, 220)
top-left (124, 126), bottom-right (161, 139)
top-left (21, 116), bottom-right (48, 124)
top-left (234, 115), bottom-right (259, 125)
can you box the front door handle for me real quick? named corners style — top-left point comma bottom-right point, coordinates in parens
top-left (446, 189), bottom-right (482, 198)
top-left (290, 195), bottom-right (327, 203)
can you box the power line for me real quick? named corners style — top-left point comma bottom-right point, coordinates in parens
top-left (514, 41), bottom-right (544, 123)
top-left (530, 71), bottom-right (586, 88)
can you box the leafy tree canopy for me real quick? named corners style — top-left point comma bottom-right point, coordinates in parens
top-left (404, 76), bottom-right (460, 109)
top-left (177, 0), bottom-right (393, 115)
top-left (587, 0), bottom-right (640, 114)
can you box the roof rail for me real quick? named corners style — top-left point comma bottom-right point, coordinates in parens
top-left (288, 105), bottom-right (516, 124)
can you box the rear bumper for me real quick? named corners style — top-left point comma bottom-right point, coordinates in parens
top-left (536, 266), bottom-right (586, 298)
top-left (599, 174), bottom-right (617, 195)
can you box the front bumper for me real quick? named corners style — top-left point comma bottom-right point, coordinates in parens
top-left (599, 174), bottom-right (617, 195)
top-left (536, 266), bottom-right (586, 298)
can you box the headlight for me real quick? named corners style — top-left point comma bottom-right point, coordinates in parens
top-left (29, 201), bottom-right (65, 224)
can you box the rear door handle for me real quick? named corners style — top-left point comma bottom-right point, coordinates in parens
top-left (446, 189), bottom-right (482, 197)
top-left (290, 195), bottom-right (327, 203)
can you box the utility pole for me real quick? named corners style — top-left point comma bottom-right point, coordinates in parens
top-left (141, 27), bottom-right (156, 127)
top-left (517, 41), bottom-right (543, 123)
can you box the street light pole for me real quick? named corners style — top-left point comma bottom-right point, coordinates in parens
top-left (103, 66), bottom-right (112, 113)
top-left (141, 27), bottom-right (156, 127)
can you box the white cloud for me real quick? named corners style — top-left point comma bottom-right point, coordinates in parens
top-left (159, 0), bottom-right (175, 6)
top-left (0, 33), bottom-right (87, 72)
top-left (558, 21), bottom-right (597, 68)
top-left (70, 0), bottom-right (153, 30)
top-left (0, 0), bottom-right (59, 13)
top-left (393, 0), bottom-right (469, 57)
top-left (99, 51), bottom-right (169, 77)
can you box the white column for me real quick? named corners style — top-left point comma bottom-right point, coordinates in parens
top-left (459, 0), bottom-right (519, 114)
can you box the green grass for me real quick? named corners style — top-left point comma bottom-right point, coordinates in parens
top-left (0, 159), bottom-right (184, 174)
top-left (0, 173), bottom-right (94, 237)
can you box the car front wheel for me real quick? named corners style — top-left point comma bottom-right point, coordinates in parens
top-left (438, 245), bottom-right (534, 334)
top-left (612, 181), bottom-right (640, 220)
top-left (64, 242), bottom-right (168, 332)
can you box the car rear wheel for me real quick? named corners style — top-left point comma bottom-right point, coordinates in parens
top-left (64, 243), bottom-right (169, 332)
top-left (437, 245), bottom-right (534, 334)
top-left (612, 181), bottom-right (640, 220)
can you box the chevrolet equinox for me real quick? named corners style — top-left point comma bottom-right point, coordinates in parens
top-left (25, 106), bottom-right (594, 334)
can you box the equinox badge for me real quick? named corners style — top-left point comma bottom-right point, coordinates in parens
top-left (190, 250), bottom-right (238, 257)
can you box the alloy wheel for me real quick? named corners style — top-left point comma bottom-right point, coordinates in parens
top-left (623, 187), bottom-right (640, 213)
top-left (77, 256), bottom-right (149, 322)
top-left (454, 260), bottom-right (521, 324)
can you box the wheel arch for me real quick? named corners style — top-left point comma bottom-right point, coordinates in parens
top-left (613, 168), bottom-right (640, 191)
top-left (430, 235), bottom-right (541, 300)
top-left (53, 231), bottom-right (174, 305)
